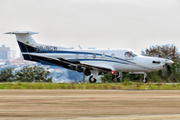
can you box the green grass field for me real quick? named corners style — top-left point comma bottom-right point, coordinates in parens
top-left (0, 82), bottom-right (180, 90)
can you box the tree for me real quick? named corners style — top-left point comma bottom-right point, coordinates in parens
top-left (101, 73), bottom-right (113, 83)
top-left (0, 68), bottom-right (14, 82)
top-left (67, 70), bottom-right (83, 82)
top-left (141, 44), bottom-right (179, 60)
top-left (141, 44), bottom-right (180, 82)
top-left (15, 66), bottom-right (52, 82)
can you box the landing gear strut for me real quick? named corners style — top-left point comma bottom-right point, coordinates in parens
top-left (143, 72), bottom-right (147, 83)
top-left (118, 71), bottom-right (122, 83)
top-left (89, 70), bottom-right (98, 83)
top-left (83, 68), bottom-right (86, 83)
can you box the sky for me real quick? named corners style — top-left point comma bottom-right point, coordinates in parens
top-left (1, 0), bottom-right (180, 57)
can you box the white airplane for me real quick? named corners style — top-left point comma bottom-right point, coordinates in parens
top-left (5, 31), bottom-right (174, 83)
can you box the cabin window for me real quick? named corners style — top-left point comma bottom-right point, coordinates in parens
top-left (93, 53), bottom-right (96, 59)
top-left (84, 54), bottom-right (88, 59)
top-left (111, 53), bottom-right (115, 59)
top-left (75, 54), bottom-right (79, 59)
top-left (125, 52), bottom-right (134, 57)
top-left (102, 54), bottom-right (105, 58)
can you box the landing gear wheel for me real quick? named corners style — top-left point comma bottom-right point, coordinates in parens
top-left (143, 78), bottom-right (147, 83)
top-left (117, 78), bottom-right (121, 83)
top-left (89, 75), bottom-right (97, 83)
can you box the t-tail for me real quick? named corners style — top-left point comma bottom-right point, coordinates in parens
top-left (5, 31), bottom-right (71, 63)
top-left (5, 31), bottom-right (38, 52)
top-left (5, 31), bottom-right (41, 62)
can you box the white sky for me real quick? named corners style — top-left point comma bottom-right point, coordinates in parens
top-left (1, 0), bottom-right (180, 57)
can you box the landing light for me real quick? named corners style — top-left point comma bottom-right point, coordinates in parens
top-left (111, 71), bottom-right (115, 75)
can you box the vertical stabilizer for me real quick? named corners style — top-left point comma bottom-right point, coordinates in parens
top-left (5, 31), bottom-right (38, 53)
top-left (5, 31), bottom-right (39, 61)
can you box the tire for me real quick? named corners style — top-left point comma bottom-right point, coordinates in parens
top-left (143, 78), bottom-right (147, 83)
top-left (89, 75), bottom-right (97, 83)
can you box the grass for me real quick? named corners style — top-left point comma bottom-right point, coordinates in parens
top-left (0, 82), bottom-right (180, 90)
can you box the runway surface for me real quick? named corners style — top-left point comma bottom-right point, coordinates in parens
top-left (0, 90), bottom-right (180, 120)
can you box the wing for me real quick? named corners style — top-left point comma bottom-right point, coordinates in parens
top-left (57, 57), bottom-right (113, 75)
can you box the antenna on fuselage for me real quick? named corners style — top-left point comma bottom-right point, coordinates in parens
top-left (78, 45), bottom-right (82, 49)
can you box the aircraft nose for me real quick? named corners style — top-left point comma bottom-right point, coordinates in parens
top-left (165, 59), bottom-right (174, 65)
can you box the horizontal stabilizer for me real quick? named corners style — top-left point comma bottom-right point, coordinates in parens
top-left (4, 31), bottom-right (38, 35)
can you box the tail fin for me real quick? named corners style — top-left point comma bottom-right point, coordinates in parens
top-left (5, 31), bottom-right (38, 45)
top-left (5, 31), bottom-right (38, 52)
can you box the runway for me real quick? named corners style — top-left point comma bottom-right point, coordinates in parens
top-left (0, 90), bottom-right (180, 120)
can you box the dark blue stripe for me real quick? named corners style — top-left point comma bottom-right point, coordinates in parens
top-left (43, 50), bottom-right (136, 64)
top-left (47, 50), bottom-right (102, 56)
top-left (69, 59), bottom-right (129, 65)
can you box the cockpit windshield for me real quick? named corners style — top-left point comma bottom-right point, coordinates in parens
top-left (125, 52), bottom-right (134, 57)
top-left (125, 51), bottom-right (139, 57)
top-left (131, 51), bottom-right (140, 56)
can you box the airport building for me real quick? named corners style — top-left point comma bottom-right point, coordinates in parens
top-left (0, 45), bottom-right (10, 60)
top-left (0, 45), bottom-right (17, 61)
top-left (10, 50), bottom-right (16, 60)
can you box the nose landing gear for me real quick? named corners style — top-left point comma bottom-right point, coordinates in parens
top-left (143, 73), bottom-right (147, 83)
top-left (111, 71), bottom-right (122, 83)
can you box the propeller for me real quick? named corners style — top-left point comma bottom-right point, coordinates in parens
top-left (162, 64), bottom-right (171, 77)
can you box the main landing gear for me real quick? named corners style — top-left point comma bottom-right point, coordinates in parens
top-left (88, 70), bottom-right (98, 83)
top-left (89, 75), bottom-right (97, 83)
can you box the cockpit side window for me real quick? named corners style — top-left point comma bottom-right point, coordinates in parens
top-left (125, 52), bottom-right (134, 57)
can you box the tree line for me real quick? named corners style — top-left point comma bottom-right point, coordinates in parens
top-left (0, 66), bottom-right (52, 82)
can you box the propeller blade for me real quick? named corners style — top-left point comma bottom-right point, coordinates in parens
top-left (162, 64), bottom-right (171, 77)
top-left (162, 64), bottom-right (168, 77)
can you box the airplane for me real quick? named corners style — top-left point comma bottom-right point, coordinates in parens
top-left (5, 31), bottom-right (174, 83)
